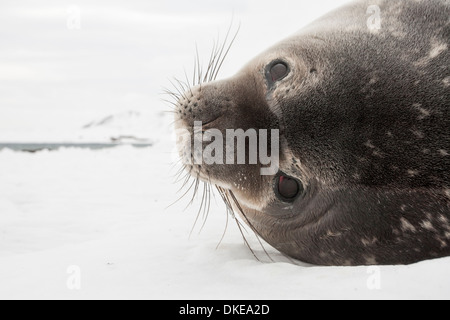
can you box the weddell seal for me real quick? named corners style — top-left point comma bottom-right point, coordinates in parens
top-left (172, 0), bottom-right (450, 266)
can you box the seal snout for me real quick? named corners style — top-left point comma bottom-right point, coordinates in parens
top-left (174, 73), bottom-right (280, 200)
top-left (175, 83), bottom-right (231, 128)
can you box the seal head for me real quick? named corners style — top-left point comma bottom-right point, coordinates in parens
top-left (175, 0), bottom-right (450, 266)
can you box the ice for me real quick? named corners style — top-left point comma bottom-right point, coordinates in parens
top-left (1, 143), bottom-right (449, 299)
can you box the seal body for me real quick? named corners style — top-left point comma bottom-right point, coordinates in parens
top-left (175, 0), bottom-right (450, 266)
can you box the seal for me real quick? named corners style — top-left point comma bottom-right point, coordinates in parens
top-left (173, 0), bottom-right (450, 266)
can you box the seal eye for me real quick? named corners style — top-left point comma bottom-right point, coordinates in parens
top-left (276, 174), bottom-right (301, 202)
top-left (270, 63), bottom-right (289, 82)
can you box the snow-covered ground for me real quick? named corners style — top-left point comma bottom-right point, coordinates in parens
top-left (1, 136), bottom-right (450, 300)
top-left (1, 0), bottom-right (449, 300)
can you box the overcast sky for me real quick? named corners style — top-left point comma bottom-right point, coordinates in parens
top-left (0, 0), bottom-right (350, 138)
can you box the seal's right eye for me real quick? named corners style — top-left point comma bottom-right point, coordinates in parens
top-left (275, 174), bottom-right (302, 202)
top-left (270, 62), bottom-right (289, 82)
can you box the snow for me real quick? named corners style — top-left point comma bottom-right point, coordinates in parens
top-left (1, 140), bottom-right (450, 300)
top-left (1, 0), bottom-right (449, 300)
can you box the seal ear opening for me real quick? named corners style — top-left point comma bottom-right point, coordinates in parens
top-left (275, 172), bottom-right (303, 202)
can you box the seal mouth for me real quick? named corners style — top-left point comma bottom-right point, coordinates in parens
top-left (201, 116), bottom-right (223, 131)
top-left (189, 166), bottom-right (211, 184)
top-left (202, 115), bottom-right (222, 127)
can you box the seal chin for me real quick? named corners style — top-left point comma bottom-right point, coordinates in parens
top-left (185, 164), bottom-right (233, 191)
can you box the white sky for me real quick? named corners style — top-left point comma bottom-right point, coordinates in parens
top-left (0, 0), bottom-right (350, 137)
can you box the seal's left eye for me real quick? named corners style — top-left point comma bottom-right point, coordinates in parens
top-left (276, 174), bottom-right (302, 202)
top-left (270, 63), bottom-right (289, 82)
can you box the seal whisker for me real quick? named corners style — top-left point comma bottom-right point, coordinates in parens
top-left (161, 88), bottom-right (180, 100)
top-left (199, 178), bottom-right (214, 234)
top-left (209, 31), bottom-right (228, 83)
top-left (212, 22), bottom-right (240, 81)
top-left (217, 188), bottom-right (238, 226)
top-left (160, 88), bottom-right (181, 113)
top-left (172, 163), bottom-right (189, 184)
top-left (217, 187), bottom-right (261, 261)
top-left (193, 53), bottom-right (198, 88)
top-left (188, 176), bottom-right (214, 237)
top-left (173, 163), bottom-right (191, 185)
top-left (178, 174), bottom-right (194, 197)
top-left (202, 39), bottom-right (218, 84)
top-left (173, 169), bottom-right (187, 185)
top-left (198, 182), bottom-right (208, 227)
top-left (174, 78), bottom-right (190, 97)
top-left (160, 94), bottom-right (179, 105)
top-left (209, 27), bottom-right (230, 82)
top-left (207, 34), bottom-right (228, 83)
top-left (234, 216), bottom-right (260, 261)
top-left (187, 172), bottom-right (202, 208)
top-left (215, 186), bottom-right (236, 250)
top-left (216, 203), bottom-right (230, 250)
top-left (167, 174), bottom-right (196, 210)
top-left (167, 79), bottom-right (187, 101)
top-left (195, 43), bottom-right (203, 86)
top-left (172, 166), bottom-right (195, 199)
top-left (169, 157), bottom-right (183, 173)
top-left (160, 98), bottom-right (178, 108)
top-left (189, 182), bottom-right (205, 238)
top-left (229, 191), bottom-right (274, 262)
top-left (167, 79), bottom-right (185, 99)
top-left (183, 68), bottom-right (194, 96)
top-left (163, 110), bottom-right (178, 116)
top-left (167, 118), bottom-right (185, 127)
